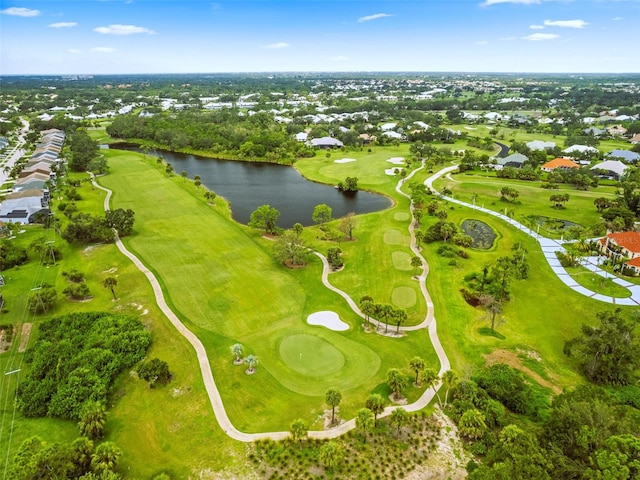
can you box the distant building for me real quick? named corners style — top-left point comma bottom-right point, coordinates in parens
top-left (526, 140), bottom-right (556, 151)
top-left (599, 232), bottom-right (640, 276)
top-left (606, 150), bottom-right (640, 163)
top-left (496, 153), bottom-right (528, 170)
top-left (310, 137), bottom-right (343, 149)
top-left (590, 160), bottom-right (629, 179)
top-left (540, 158), bottom-right (580, 172)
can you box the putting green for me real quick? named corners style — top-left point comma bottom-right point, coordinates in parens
top-left (270, 332), bottom-right (382, 396)
top-left (392, 286), bottom-right (417, 308)
top-left (279, 334), bottom-right (345, 376)
top-left (394, 212), bottom-right (410, 221)
top-left (392, 251), bottom-right (413, 270)
top-left (384, 229), bottom-right (405, 245)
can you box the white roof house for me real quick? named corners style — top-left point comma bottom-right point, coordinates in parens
top-left (310, 137), bottom-right (343, 148)
top-left (526, 140), bottom-right (556, 151)
top-left (606, 150), bottom-right (640, 162)
top-left (380, 123), bottom-right (397, 131)
top-left (563, 145), bottom-right (599, 154)
top-left (590, 160), bottom-right (629, 178)
top-left (295, 132), bottom-right (308, 142)
top-left (383, 131), bottom-right (403, 139)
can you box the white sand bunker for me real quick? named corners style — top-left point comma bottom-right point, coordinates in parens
top-left (385, 168), bottom-right (400, 175)
top-left (386, 157), bottom-right (405, 165)
top-left (334, 158), bottom-right (356, 164)
top-left (307, 311), bottom-right (349, 331)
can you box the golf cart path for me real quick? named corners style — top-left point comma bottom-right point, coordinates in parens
top-left (428, 165), bottom-right (640, 305)
top-left (91, 160), bottom-right (449, 441)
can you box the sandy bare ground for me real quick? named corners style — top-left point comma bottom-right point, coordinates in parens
top-left (18, 323), bottom-right (32, 352)
top-left (484, 348), bottom-right (561, 394)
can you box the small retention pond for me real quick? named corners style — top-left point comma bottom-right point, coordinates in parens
top-left (112, 145), bottom-right (391, 228)
top-left (461, 219), bottom-right (497, 249)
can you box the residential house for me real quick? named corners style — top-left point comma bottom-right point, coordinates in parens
top-left (294, 132), bottom-right (308, 142)
top-left (310, 137), bottom-right (343, 149)
top-left (583, 127), bottom-right (606, 137)
top-left (526, 140), bottom-right (556, 151)
top-left (0, 191), bottom-right (50, 225)
top-left (606, 150), bottom-right (640, 163)
top-left (607, 125), bottom-right (627, 137)
top-left (496, 152), bottom-right (528, 170)
top-left (631, 134), bottom-right (640, 144)
top-left (540, 158), bottom-right (580, 172)
top-left (598, 232), bottom-right (640, 276)
top-left (563, 145), bottom-right (599, 155)
top-left (590, 160), bottom-right (628, 179)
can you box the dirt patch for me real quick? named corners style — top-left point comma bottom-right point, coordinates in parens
top-left (405, 407), bottom-right (471, 480)
top-left (484, 349), bottom-right (561, 394)
top-left (103, 267), bottom-right (118, 274)
top-left (18, 323), bottom-right (32, 352)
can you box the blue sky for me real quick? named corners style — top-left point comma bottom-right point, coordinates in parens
top-left (1, 0), bottom-right (638, 74)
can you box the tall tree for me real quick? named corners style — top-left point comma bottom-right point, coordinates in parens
top-left (458, 409), bottom-right (487, 440)
top-left (289, 419), bottom-right (308, 448)
top-left (409, 357), bottom-right (426, 386)
top-left (338, 212), bottom-right (356, 240)
top-left (420, 367), bottom-right (442, 404)
top-left (390, 408), bottom-right (409, 436)
top-left (359, 295), bottom-right (374, 326)
top-left (312, 203), bottom-right (333, 228)
top-left (249, 204), bottom-right (280, 234)
top-left (441, 370), bottom-right (459, 407)
top-left (564, 308), bottom-right (640, 385)
top-left (231, 343), bottom-right (244, 364)
top-left (102, 277), bottom-right (118, 300)
top-left (273, 230), bottom-right (309, 266)
top-left (386, 368), bottom-right (407, 401)
top-left (365, 394), bottom-right (386, 426)
top-left (325, 388), bottom-right (342, 425)
top-left (69, 129), bottom-right (98, 172)
top-left (355, 408), bottom-right (375, 443)
top-left (319, 441), bottom-right (344, 473)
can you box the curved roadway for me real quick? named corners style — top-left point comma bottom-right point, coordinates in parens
top-left (92, 161), bottom-right (450, 441)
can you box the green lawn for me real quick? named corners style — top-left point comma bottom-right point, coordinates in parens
top-left (97, 149), bottom-right (438, 436)
top-left (565, 265), bottom-right (632, 298)
top-left (433, 171), bottom-right (615, 237)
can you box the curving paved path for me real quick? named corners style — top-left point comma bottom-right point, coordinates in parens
top-left (91, 160), bottom-right (450, 441)
top-left (426, 165), bottom-right (640, 305)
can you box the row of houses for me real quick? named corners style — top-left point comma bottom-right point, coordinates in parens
top-left (0, 129), bottom-right (64, 225)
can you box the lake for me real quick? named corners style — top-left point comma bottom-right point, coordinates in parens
top-left (113, 146), bottom-right (392, 228)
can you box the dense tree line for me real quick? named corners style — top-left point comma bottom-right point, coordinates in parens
top-left (18, 312), bottom-right (151, 419)
top-left (106, 111), bottom-right (314, 163)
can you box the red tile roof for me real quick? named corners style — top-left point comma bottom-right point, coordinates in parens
top-left (607, 232), bottom-right (640, 254)
top-left (626, 257), bottom-right (640, 268)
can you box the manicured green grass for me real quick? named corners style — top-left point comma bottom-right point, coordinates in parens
top-left (97, 149), bottom-right (437, 436)
top-left (434, 171), bottom-right (615, 236)
top-left (565, 266), bottom-right (632, 298)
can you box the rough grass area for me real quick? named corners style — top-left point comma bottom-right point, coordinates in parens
top-left (565, 265), bottom-right (632, 298)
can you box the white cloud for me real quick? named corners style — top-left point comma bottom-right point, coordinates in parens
top-left (1, 7), bottom-right (40, 17)
top-left (49, 22), bottom-right (77, 28)
top-left (357, 13), bottom-right (393, 23)
top-left (67, 48), bottom-right (82, 54)
top-left (476, 40), bottom-right (489, 45)
top-left (522, 33), bottom-right (559, 41)
top-left (481, 0), bottom-right (541, 6)
top-left (499, 36), bottom-right (517, 41)
top-left (529, 24), bottom-right (545, 29)
top-left (544, 19), bottom-right (588, 28)
top-left (330, 55), bottom-right (349, 61)
top-left (94, 24), bottom-right (156, 35)
top-left (91, 47), bottom-right (116, 53)
top-left (612, 17), bottom-right (623, 21)
top-left (264, 42), bottom-right (290, 49)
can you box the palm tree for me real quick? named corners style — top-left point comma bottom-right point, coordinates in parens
top-left (441, 370), bottom-right (459, 407)
top-left (244, 354), bottom-right (258, 373)
top-left (359, 295), bottom-right (374, 326)
top-left (70, 437), bottom-right (94, 475)
top-left (386, 368), bottom-right (407, 401)
top-left (390, 407), bottom-right (409, 436)
top-left (411, 256), bottom-right (422, 276)
top-left (231, 343), bottom-right (244, 364)
top-left (165, 163), bottom-right (173, 176)
top-left (102, 277), bottom-right (117, 300)
top-left (325, 388), bottom-right (342, 425)
top-left (378, 303), bottom-right (393, 333)
top-left (181, 170), bottom-right (187, 182)
top-left (289, 419), bottom-right (308, 448)
top-left (78, 401), bottom-right (107, 440)
top-left (394, 308), bottom-right (407, 334)
top-left (319, 441), bottom-right (344, 472)
top-left (365, 393), bottom-right (386, 426)
top-left (420, 367), bottom-right (442, 404)
top-left (204, 190), bottom-right (217, 204)
top-left (355, 408), bottom-right (374, 443)
top-left (409, 356), bottom-right (426, 386)
top-left (91, 442), bottom-right (121, 475)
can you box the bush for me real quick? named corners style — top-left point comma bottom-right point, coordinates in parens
top-left (62, 269), bottom-right (85, 283)
top-left (0, 240), bottom-right (28, 270)
top-left (137, 358), bottom-right (172, 388)
top-left (63, 283), bottom-right (91, 300)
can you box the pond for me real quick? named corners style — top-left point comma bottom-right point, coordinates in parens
top-left (112, 146), bottom-right (392, 228)
top-left (461, 219), bottom-right (497, 249)
top-left (525, 215), bottom-right (581, 233)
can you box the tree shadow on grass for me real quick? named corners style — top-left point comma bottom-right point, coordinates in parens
top-left (477, 327), bottom-right (506, 340)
